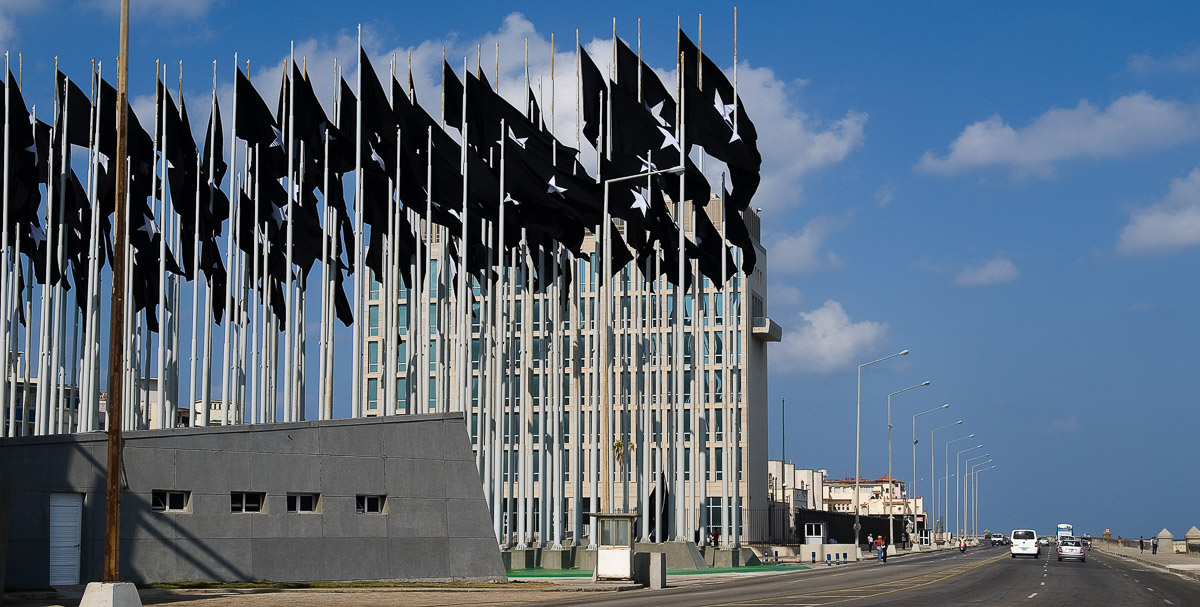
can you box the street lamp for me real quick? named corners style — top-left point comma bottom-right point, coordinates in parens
top-left (912, 404), bottom-right (949, 549)
top-left (974, 465), bottom-right (996, 536)
top-left (943, 433), bottom-right (974, 540)
top-left (955, 444), bottom-right (982, 538)
top-left (854, 349), bottom-right (909, 556)
top-left (929, 420), bottom-right (962, 541)
top-left (967, 459), bottom-right (993, 536)
top-left (886, 381), bottom-right (930, 552)
top-left (962, 454), bottom-right (990, 537)
top-left (598, 164), bottom-right (685, 521)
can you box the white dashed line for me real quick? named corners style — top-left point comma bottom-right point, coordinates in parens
top-left (1028, 592), bottom-right (1039, 598)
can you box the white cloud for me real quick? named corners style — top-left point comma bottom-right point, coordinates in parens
top-left (1127, 46), bottom-right (1200, 75)
top-left (733, 65), bottom-right (866, 213)
top-left (916, 93), bottom-right (1200, 178)
top-left (771, 284), bottom-right (804, 309)
top-left (953, 257), bottom-right (1018, 286)
top-left (768, 216), bottom-right (846, 276)
top-left (254, 13), bottom-right (863, 217)
top-left (1117, 167), bottom-right (1200, 256)
top-left (874, 184), bottom-right (895, 207)
top-left (773, 300), bottom-right (888, 374)
top-left (0, 13), bottom-right (14, 53)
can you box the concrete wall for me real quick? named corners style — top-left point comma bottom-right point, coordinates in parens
top-left (1, 413), bottom-right (505, 587)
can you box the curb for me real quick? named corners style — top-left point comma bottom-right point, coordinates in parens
top-left (1092, 548), bottom-right (1200, 583)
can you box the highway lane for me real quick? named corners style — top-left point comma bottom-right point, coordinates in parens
top-left (551, 544), bottom-right (1200, 606)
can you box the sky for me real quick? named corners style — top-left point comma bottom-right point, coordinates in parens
top-left (3, 1), bottom-right (1199, 541)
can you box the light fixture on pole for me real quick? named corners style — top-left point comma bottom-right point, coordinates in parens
top-left (954, 444), bottom-right (982, 538)
top-left (854, 349), bottom-right (908, 557)
top-left (886, 381), bottom-right (930, 552)
top-left (974, 465), bottom-right (996, 536)
top-left (967, 459), bottom-right (993, 536)
top-left (962, 454), bottom-right (990, 537)
top-left (597, 164), bottom-right (685, 518)
top-left (911, 403), bottom-right (948, 549)
top-left (942, 433), bottom-right (974, 539)
top-left (929, 420), bottom-right (962, 541)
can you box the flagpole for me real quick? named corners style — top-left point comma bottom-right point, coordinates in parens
top-left (156, 66), bottom-right (170, 428)
top-left (351, 27), bottom-right (364, 419)
top-left (1, 55), bottom-right (12, 437)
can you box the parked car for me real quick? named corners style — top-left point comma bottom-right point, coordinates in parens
top-left (1011, 529), bottom-right (1040, 558)
top-left (990, 533), bottom-right (1005, 546)
top-left (1058, 537), bottom-right (1085, 562)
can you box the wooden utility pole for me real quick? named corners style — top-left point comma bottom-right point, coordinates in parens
top-left (103, 0), bottom-right (130, 583)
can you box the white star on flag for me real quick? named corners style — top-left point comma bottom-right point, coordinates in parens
top-left (632, 186), bottom-right (652, 217)
top-left (269, 125), bottom-right (284, 149)
top-left (546, 175), bottom-right (567, 196)
top-left (506, 126), bottom-right (527, 149)
top-left (657, 126), bottom-right (679, 151)
top-left (645, 100), bottom-right (669, 127)
top-left (137, 215), bottom-right (159, 238)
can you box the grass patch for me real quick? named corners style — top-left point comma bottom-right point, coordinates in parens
top-left (142, 579), bottom-right (552, 590)
top-left (506, 564), bottom-right (808, 578)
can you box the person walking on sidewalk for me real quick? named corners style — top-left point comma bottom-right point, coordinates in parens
top-left (876, 535), bottom-right (885, 563)
top-left (1152, 536), bottom-right (1159, 554)
top-left (881, 535), bottom-right (888, 563)
top-left (1139, 536), bottom-right (1145, 553)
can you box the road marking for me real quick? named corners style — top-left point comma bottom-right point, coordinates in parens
top-left (1028, 592), bottom-right (1038, 598)
top-left (1040, 581), bottom-right (1045, 585)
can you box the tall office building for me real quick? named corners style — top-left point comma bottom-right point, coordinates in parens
top-left (361, 198), bottom-right (779, 546)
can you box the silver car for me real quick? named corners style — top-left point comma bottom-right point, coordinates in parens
top-left (1058, 537), bottom-right (1085, 562)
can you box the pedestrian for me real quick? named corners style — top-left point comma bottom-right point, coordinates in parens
top-left (881, 535), bottom-right (888, 563)
top-left (1152, 536), bottom-right (1159, 555)
top-left (876, 535), bottom-right (885, 563)
top-left (1139, 536), bottom-right (1145, 553)
top-left (867, 533), bottom-right (874, 549)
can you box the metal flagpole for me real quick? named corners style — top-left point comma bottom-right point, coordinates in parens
top-left (351, 27), bottom-right (364, 418)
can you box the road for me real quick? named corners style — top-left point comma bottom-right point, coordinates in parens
top-left (9, 545), bottom-right (1198, 606)
top-left (553, 545), bottom-right (1200, 606)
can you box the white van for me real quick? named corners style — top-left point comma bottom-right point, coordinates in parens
top-left (1010, 529), bottom-right (1040, 558)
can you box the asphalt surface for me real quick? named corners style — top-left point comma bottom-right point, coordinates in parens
top-left (553, 545), bottom-right (1200, 606)
top-left (8, 545), bottom-right (1199, 606)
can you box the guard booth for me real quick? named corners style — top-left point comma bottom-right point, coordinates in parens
top-left (804, 522), bottom-right (828, 544)
top-left (592, 512), bottom-right (639, 581)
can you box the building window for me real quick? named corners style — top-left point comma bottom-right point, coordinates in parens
top-left (287, 493), bottom-right (321, 514)
top-left (151, 490), bottom-right (190, 513)
top-left (356, 494), bottom-right (387, 514)
top-left (231, 491), bottom-right (265, 513)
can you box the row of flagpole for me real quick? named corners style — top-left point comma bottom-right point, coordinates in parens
top-left (0, 13), bottom-right (756, 548)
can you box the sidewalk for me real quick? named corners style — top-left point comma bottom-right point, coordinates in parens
top-left (1092, 544), bottom-right (1200, 582)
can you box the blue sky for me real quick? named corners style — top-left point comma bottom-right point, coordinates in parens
top-left (4, 1), bottom-right (1200, 540)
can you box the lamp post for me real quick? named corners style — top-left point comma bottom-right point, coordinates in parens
top-left (854, 349), bottom-right (909, 556)
top-left (929, 420), bottom-right (962, 541)
top-left (886, 381), bottom-right (930, 552)
top-left (942, 433), bottom-right (974, 540)
top-left (974, 465), bottom-right (996, 535)
top-left (962, 454), bottom-right (990, 537)
top-left (954, 444), bottom-right (982, 538)
top-left (598, 164), bottom-right (685, 518)
top-left (967, 459), bottom-right (993, 536)
top-left (911, 404), bottom-right (948, 549)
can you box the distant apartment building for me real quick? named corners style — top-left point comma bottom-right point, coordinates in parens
top-left (823, 476), bottom-right (923, 518)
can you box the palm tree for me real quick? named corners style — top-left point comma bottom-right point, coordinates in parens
top-left (614, 439), bottom-right (634, 512)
